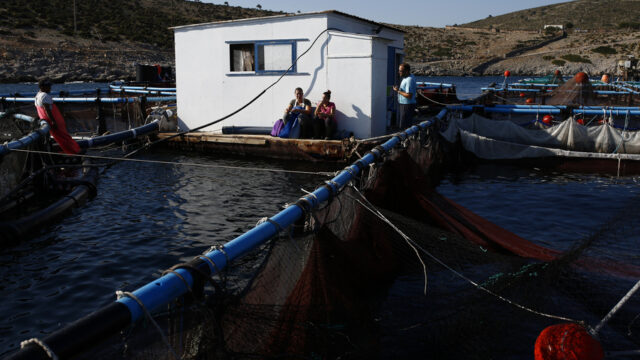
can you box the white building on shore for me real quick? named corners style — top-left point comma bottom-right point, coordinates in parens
top-left (171, 10), bottom-right (405, 138)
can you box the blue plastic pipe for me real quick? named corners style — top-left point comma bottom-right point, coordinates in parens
top-left (111, 89), bottom-right (176, 96)
top-left (446, 105), bottom-right (561, 114)
top-left (116, 119), bottom-right (435, 322)
top-left (110, 84), bottom-right (176, 92)
top-left (1, 96), bottom-right (176, 103)
top-left (573, 109), bottom-right (640, 116)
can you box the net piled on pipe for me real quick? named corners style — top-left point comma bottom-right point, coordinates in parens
top-left (74, 125), bottom-right (639, 359)
top-left (0, 98), bottom-right (148, 136)
top-left (0, 112), bottom-right (35, 198)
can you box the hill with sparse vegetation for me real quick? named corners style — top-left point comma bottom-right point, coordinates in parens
top-left (463, 0), bottom-right (640, 31)
top-left (1, 0), bottom-right (640, 81)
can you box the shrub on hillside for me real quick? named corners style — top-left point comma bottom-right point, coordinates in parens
top-left (542, 55), bottom-right (554, 61)
top-left (619, 22), bottom-right (640, 30)
top-left (561, 54), bottom-right (591, 63)
top-left (432, 47), bottom-right (452, 57)
top-left (552, 59), bottom-right (566, 66)
top-left (591, 46), bottom-right (617, 55)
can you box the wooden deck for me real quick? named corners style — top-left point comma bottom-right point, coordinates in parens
top-left (156, 132), bottom-right (386, 162)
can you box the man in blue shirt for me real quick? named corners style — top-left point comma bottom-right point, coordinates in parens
top-left (393, 63), bottom-right (417, 129)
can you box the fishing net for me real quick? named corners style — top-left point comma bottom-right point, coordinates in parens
top-left (0, 112), bottom-right (33, 198)
top-left (546, 76), bottom-right (598, 106)
top-left (0, 96), bottom-right (151, 136)
top-left (64, 125), bottom-right (638, 359)
top-left (441, 112), bottom-right (640, 156)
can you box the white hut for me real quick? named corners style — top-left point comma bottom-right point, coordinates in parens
top-left (172, 10), bottom-right (405, 139)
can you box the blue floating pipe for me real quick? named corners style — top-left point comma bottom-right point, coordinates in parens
top-left (610, 84), bottom-right (640, 95)
top-left (110, 84), bottom-right (176, 92)
top-left (578, 106), bottom-right (640, 111)
top-left (595, 90), bottom-right (638, 95)
top-left (492, 104), bottom-right (567, 109)
top-left (573, 109), bottom-right (640, 116)
top-left (0, 89), bottom-right (106, 98)
top-left (485, 107), bottom-right (561, 114)
top-left (111, 89), bottom-right (176, 96)
top-left (0, 96), bottom-right (176, 103)
top-left (446, 105), bottom-right (561, 114)
top-left (511, 83), bottom-right (560, 88)
top-left (116, 119), bottom-right (434, 323)
top-left (75, 120), bottom-right (160, 149)
top-left (417, 82), bottom-right (454, 88)
top-left (0, 113), bottom-right (49, 156)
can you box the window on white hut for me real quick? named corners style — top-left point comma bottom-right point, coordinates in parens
top-left (257, 43), bottom-right (294, 72)
top-left (230, 44), bottom-right (255, 72)
top-left (229, 41), bottom-right (297, 73)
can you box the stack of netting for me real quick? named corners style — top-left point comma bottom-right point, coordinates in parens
top-left (17, 123), bottom-right (640, 359)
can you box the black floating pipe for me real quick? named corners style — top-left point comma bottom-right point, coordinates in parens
top-left (75, 120), bottom-right (159, 149)
top-left (5, 257), bottom-right (211, 360)
top-left (6, 302), bottom-right (132, 360)
top-left (0, 164), bottom-right (99, 246)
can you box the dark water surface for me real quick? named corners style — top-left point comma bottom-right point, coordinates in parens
top-left (1, 78), bottom-right (639, 357)
top-left (0, 149), bottom-right (333, 356)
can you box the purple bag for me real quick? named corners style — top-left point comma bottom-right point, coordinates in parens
top-left (270, 119), bottom-right (284, 136)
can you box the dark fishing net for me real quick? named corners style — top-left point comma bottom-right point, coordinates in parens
top-left (0, 98), bottom-right (149, 136)
top-left (545, 76), bottom-right (598, 106)
top-left (73, 126), bottom-right (639, 359)
top-left (0, 112), bottom-right (33, 198)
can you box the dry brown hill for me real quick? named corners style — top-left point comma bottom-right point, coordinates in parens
top-left (1, 0), bottom-right (638, 81)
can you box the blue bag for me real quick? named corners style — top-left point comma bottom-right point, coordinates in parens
top-left (289, 117), bottom-right (301, 139)
top-left (278, 117), bottom-right (294, 138)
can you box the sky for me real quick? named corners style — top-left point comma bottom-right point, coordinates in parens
top-left (204, 0), bottom-right (573, 27)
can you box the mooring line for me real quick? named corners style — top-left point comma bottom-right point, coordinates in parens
top-left (9, 148), bottom-right (334, 177)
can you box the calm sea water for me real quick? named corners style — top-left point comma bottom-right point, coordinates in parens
top-left (0, 78), bottom-right (638, 357)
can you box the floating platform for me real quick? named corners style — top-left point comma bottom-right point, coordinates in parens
top-left (156, 132), bottom-right (386, 162)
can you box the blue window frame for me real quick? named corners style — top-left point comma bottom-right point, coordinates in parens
top-left (227, 39), bottom-right (305, 75)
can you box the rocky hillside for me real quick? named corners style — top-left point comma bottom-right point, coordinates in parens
top-left (1, 0), bottom-right (639, 82)
top-left (0, 0), bottom-right (282, 82)
top-left (465, 0), bottom-right (640, 31)
top-left (399, 24), bottom-right (640, 77)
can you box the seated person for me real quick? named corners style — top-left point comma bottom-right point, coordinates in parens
top-left (283, 87), bottom-right (312, 138)
top-left (313, 90), bottom-right (336, 139)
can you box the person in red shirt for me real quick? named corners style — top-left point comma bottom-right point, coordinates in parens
top-left (34, 79), bottom-right (81, 155)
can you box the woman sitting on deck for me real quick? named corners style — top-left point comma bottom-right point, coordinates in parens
top-left (283, 87), bottom-right (312, 138)
top-left (313, 90), bottom-right (336, 139)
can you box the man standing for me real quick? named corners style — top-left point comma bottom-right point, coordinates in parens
top-left (34, 79), bottom-right (81, 155)
top-left (392, 63), bottom-right (417, 129)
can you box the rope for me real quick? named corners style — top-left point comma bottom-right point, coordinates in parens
top-left (347, 185), bottom-right (582, 325)
top-left (592, 279), bottom-right (640, 335)
top-left (115, 290), bottom-right (180, 360)
top-left (20, 338), bottom-right (58, 360)
top-left (161, 269), bottom-right (194, 295)
top-left (349, 184), bottom-right (429, 295)
top-left (417, 89), bottom-right (463, 106)
top-left (10, 148), bottom-right (333, 176)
